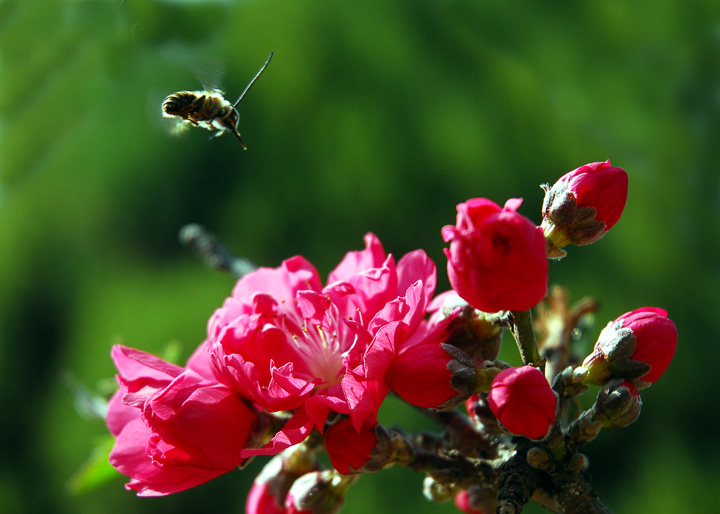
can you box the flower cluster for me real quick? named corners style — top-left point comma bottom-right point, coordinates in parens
top-left (104, 160), bottom-right (678, 514)
top-left (107, 234), bottom-right (477, 497)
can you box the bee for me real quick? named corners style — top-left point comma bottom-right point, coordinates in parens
top-left (161, 51), bottom-right (273, 150)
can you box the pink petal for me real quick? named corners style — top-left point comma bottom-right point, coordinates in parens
top-left (111, 345), bottom-right (184, 382)
top-left (327, 233), bottom-right (387, 284)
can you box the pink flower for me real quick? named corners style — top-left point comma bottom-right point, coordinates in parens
top-left (541, 160), bottom-right (628, 252)
top-left (106, 345), bottom-right (262, 496)
top-left (488, 366), bottom-right (557, 440)
top-left (442, 198), bottom-right (548, 313)
top-left (204, 233), bottom-right (451, 454)
top-left (583, 307), bottom-right (677, 387)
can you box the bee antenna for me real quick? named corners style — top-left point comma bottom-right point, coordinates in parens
top-left (233, 51), bottom-right (274, 108)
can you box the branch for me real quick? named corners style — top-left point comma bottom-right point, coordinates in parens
top-left (508, 310), bottom-right (545, 370)
top-left (179, 224), bottom-right (256, 278)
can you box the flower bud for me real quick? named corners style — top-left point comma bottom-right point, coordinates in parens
top-left (465, 393), bottom-right (502, 435)
top-left (442, 198), bottom-right (548, 313)
top-left (437, 295), bottom-right (503, 362)
top-left (285, 470), bottom-right (355, 514)
top-left (454, 486), bottom-right (497, 514)
top-left (246, 445), bottom-right (322, 514)
top-left (324, 419), bottom-right (393, 474)
top-left (592, 379), bottom-right (642, 428)
top-left (387, 342), bottom-right (483, 410)
top-left (541, 160), bottom-right (628, 256)
top-left (582, 307), bottom-right (677, 388)
top-left (487, 366), bottom-right (557, 440)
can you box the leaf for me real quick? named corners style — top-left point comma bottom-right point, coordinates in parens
top-left (61, 371), bottom-right (109, 422)
top-left (66, 435), bottom-right (120, 496)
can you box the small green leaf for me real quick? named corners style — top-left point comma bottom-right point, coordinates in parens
top-left (67, 435), bottom-right (120, 496)
top-left (61, 371), bottom-right (109, 421)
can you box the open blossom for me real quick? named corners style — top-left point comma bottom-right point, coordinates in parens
top-left (106, 345), bottom-right (263, 496)
top-left (488, 366), bottom-right (557, 440)
top-left (203, 233), bottom-right (458, 456)
top-left (583, 307), bottom-right (677, 387)
top-left (442, 198), bottom-right (548, 313)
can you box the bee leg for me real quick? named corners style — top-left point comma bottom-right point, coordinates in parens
top-left (228, 126), bottom-right (248, 150)
top-left (209, 129), bottom-right (225, 140)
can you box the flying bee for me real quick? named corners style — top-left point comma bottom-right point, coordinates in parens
top-left (161, 51), bottom-right (273, 150)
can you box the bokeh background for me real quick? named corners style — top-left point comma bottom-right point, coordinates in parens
top-left (1, 0), bottom-right (718, 512)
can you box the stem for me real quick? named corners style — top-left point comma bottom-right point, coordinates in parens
top-left (179, 224), bottom-right (256, 278)
top-left (417, 408), bottom-right (498, 459)
top-left (509, 310), bottom-right (545, 371)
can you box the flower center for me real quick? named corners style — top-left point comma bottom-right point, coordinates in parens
top-left (277, 297), bottom-right (357, 387)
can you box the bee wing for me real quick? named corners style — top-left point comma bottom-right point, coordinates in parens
top-left (191, 56), bottom-right (227, 94)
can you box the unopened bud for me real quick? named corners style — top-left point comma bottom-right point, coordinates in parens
top-left (324, 419), bottom-right (393, 474)
top-left (465, 393), bottom-right (502, 435)
top-left (387, 342), bottom-right (484, 411)
top-left (592, 379), bottom-right (642, 428)
top-left (582, 307), bottom-right (677, 388)
top-left (541, 160), bottom-right (628, 257)
top-left (246, 445), bottom-right (322, 514)
top-left (437, 295), bottom-right (503, 361)
top-left (285, 470), bottom-right (356, 514)
top-left (526, 447), bottom-right (551, 471)
top-left (488, 366), bottom-right (557, 440)
top-left (568, 453), bottom-right (588, 476)
top-left (455, 486), bottom-right (497, 514)
top-left (551, 366), bottom-right (589, 399)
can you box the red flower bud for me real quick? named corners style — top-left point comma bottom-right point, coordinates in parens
top-left (542, 161), bottom-right (628, 254)
top-left (487, 366), bottom-right (557, 440)
top-left (324, 419), bottom-right (392, 474)
top-left (583, 307), bottom-right (677, 387)
top-left (442, 198), bottom-right (548, 313)
top-left (454, 486), bottom-right (496, 514)
top-left (388, 343), bottom-right (479, 410)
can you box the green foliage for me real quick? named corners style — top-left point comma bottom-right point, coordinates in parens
top-left (1, 0), bottom-right (718, 513)
top-left (67, 435), bottom-right (117, 496)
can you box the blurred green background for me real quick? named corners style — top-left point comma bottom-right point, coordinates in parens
top-left (1, 0), bottom-right (718, 512)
